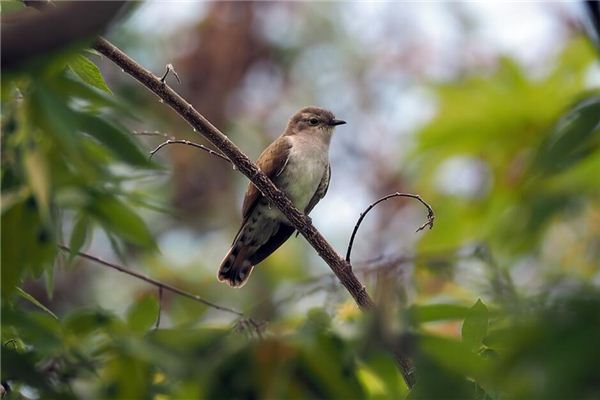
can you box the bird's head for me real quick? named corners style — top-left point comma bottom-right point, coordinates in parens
top-left (285, 106), bottom-right (346, 141)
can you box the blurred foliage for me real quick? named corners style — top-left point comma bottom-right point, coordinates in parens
top-left (411, 38), bottom-right (599, 257)
top-left (1, 2), bottom-right (600, 399)
top-left (1, 47), bottom-right (157, 302)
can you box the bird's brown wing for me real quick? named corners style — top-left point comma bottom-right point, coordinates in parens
top-left (305, 164), bottom-right (330, 214)
top-left (242, 136), bottom-right (292, 219)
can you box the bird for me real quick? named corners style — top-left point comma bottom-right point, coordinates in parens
top-left (218, 106), bottom-right (346, 287)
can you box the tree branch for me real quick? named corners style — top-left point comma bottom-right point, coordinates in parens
top-left (149, 139), bottom-right (232, 164)
top-left (346, 192), bottom-right (435, 263)
top-left (92, 37), bottom-right (417, 387)
top-left (1, 1), bottom-right (127, 71)
top-left (58, 244), bottom-right (243, 318)
top-left (59, 245), bottom-right (266, 338)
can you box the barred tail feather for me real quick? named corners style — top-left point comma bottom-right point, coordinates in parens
top-left (217, 242), bottom-right (254, 288)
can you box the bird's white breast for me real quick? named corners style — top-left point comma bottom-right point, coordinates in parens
top-left (273, 134), bottom-right (329, 217)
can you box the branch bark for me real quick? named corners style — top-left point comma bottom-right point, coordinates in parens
top-left (92, 37), bottom-right (416, 387)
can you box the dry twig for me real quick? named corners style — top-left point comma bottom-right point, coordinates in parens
top-left (149, 139), bottom-right (231, 163)
top-left (345, 192), bottom-right (435, 263)
top-left (160, 63), bottom-right (181, 84)
top-left (58, 245), bottom-right (267, 336)
top-left (132, 131), bottom-right (169, 138)
top-left (58, 245), bottom-right (242, 317)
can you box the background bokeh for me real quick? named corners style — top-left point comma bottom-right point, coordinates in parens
top-left (2, 2), bottom-right (599, 399)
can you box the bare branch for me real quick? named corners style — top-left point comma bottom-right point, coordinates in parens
top-left (133, 131), bottom-right (232, 164)
top-left (2, 1), bottom-right (127, 70)
top-left (58, 244), bottom-right (244, 318)
top-left (92, 37), bottom-right (418, 388)
top-left (149, 139), bottom-right (232, 164)
top-left (345, 192), bottom-right (435, 263)
top-left (160, 63), bottom-right (181, 85)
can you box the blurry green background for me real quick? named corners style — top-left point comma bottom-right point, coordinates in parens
top-left (2, 1), bottom-right (599, 399)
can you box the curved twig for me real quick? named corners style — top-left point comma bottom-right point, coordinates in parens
top-left (149, 139), bottom-right (232, 164)
top-left (345, 192), bottom-right (435, 263)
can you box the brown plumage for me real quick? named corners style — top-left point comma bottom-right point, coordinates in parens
top-left (218, 106), bottom-right (345, 287)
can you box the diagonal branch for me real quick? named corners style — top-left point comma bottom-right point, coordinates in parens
top-left (59, 245), bottom-right (266, 338)
top-left (58, 244), bottom-right (243, 317)
top-left (92, 37), bottom-right (417, 388)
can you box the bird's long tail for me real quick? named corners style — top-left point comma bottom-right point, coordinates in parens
top-left (218, 238), bottom-right (254, 288)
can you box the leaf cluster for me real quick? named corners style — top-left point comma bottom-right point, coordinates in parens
top-left (1, 50), bottom-right (157, 301)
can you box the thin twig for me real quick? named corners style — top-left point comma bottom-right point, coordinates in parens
top-left (345, 192), bottom-right (435, 263)
top-left (149, 139), bottom-right (232, 164)
top-left (234, 318), bottom-right (265, 339)
top-left (160, 63), bottom-right (180, 84)
top-left (132, 130), bottom-right (169, 138)
top-left (57, 244), bottom-right (243, 317)
top-left (154, 286), bottom-right (163, 330)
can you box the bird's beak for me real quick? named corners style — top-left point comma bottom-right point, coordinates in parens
top-left (331, 119), bottom-right (346, 126)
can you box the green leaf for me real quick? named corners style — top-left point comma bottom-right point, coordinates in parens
top-left (23, 146), bottom-right (50, 220)
top-left (127, 294), bottom-right (159, 333)
top-left (69, 54), bottom-right (112, 93)
top-left (462, 299), bottom-right (489, 350)
top-left (420, 335), bottom-right (489, 380)
top-left (56, 74), bottom-right (139, 121)
top-left (92, 195), bottom-right (156, 248)
top-left (16, 287), bottom-right (58, 319)
top-left (408, 303), bottom-right (471, 324)
top-left (69, 214), bottom-right (91, 262)
top-left (77, 112), bottom-right (153, 167)
top-left (30, 82), bottom-right (80, 156)
top-left (1, 200), bottom-right (56, 300)
top-left (533, 95), bottom-right (600, 175)
top-left (64, 309), bottom-right (119, 336)
top-left (360, 352), bottom-right (409, 399)
top-left (302, 308), bottom-right (332, 333)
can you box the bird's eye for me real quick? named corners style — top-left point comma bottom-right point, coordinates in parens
top-left (309, 118), bottom-right (319, 126)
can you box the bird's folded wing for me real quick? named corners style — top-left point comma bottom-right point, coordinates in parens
top-left (305, 164), bottom-right (330, 214)
top-left (242, 136), bottom-right (292, 219)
